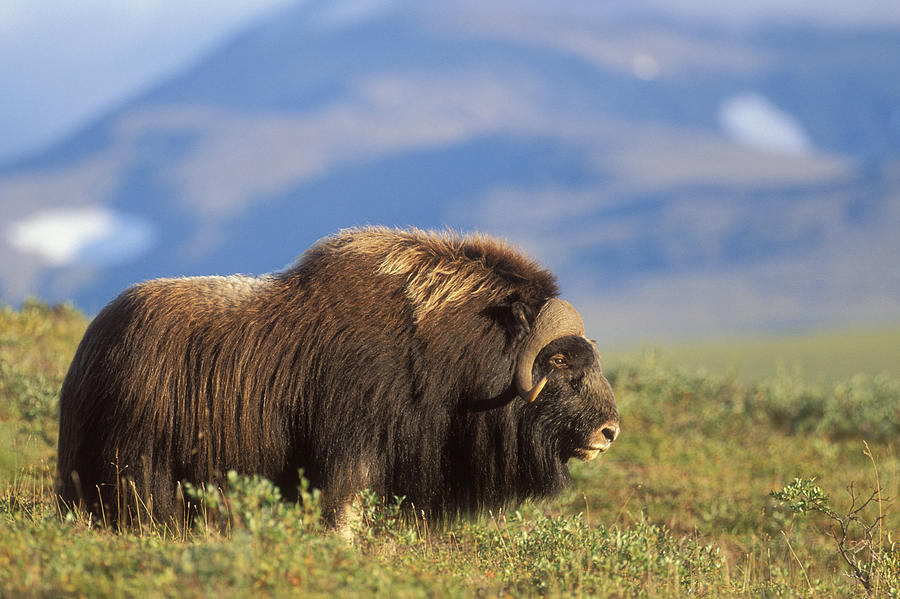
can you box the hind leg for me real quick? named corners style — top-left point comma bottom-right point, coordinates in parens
top-left (319, 457), bottom-right (377, 540)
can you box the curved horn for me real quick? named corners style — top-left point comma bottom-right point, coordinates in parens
top-left (515, 299), bottom-right (585, 402)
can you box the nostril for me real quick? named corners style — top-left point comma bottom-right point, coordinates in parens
top-left (601, 422), bottom-right (619, 443)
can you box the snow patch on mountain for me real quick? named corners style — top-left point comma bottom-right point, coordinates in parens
top-left (718, 93), bottom-right (814, 157)
top-left (7, 206), bottom-right (157, 267)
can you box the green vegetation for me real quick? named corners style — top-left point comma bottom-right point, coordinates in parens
top-left (607, 326), bottom-right (900, 387)
top-left (772, 474), bottom-right (899, 595)
top-left (2, 302), bottom-right (898, 597)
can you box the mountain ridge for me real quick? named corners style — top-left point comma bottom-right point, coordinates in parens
top-left (2, 3), bottom-right (898, 341)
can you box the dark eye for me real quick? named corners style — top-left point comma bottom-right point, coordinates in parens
top-left (549, 354), bottom-right (568, 369)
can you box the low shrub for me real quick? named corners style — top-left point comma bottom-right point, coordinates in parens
top-left (609, 354), bottom-right (900, 443)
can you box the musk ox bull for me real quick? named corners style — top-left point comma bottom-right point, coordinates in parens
top-left (56, 227), bottom-right (619, 528)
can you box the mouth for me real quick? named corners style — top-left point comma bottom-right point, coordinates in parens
top-left (571, 422), bottom-right (619, 462)
top-left (572, 443), bottom-right (609, 462)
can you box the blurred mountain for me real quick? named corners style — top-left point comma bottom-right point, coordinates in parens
top-left (2, 1), bottom-right (899, 340)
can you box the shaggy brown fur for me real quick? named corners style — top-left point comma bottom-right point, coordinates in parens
top-left (56, 226), bottom-right (617, 528)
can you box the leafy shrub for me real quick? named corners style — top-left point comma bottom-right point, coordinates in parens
top-left (609, 352), bottom-right (744, 436)
top-left (469, 511), bottom-right (722, 595)
top-left (772, 475), bottom-right (898, 597)
top-left (184, 470), bottom-right (322, 540)
top-left (608, 354), bottom-right (900, 443)
top-left (821, 375), bottom-right (900, 440)
top-left (750, 369), bottom-right (826, 435)
top-left (353, 490), bottom-right (419, 548)
top-left (0, 361), bottom-right (59, 444)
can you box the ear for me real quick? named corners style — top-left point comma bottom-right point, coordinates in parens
top-left (486, 298), bottom-right (532, 343)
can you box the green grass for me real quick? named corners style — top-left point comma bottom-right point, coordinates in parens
top-left (1, 302), bottom-right (899, 597)
top-left (607, 326), bottom-right (900, 388)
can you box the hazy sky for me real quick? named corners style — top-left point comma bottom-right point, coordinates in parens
top-left (0, 0), bottom-right (294, 164)
top-left (2, 0), bottom-right (898, 165)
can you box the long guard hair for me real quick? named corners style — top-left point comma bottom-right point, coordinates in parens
top-left (56, 227), bottom-right (582, 526)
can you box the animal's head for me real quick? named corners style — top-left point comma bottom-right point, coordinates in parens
top-left (512, 299), bottom-right (620, 461)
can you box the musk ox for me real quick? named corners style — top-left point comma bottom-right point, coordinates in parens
top-left (56, 227), bottom-right (619, 529)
